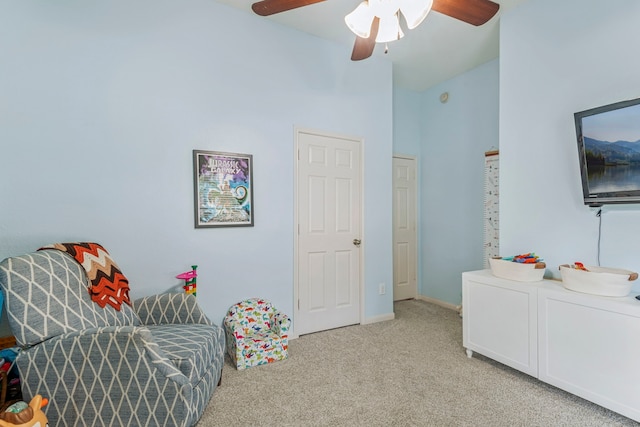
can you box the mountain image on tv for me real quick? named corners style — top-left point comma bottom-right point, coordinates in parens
top-left (582, 135), bottom-right (640, 194)
top-left (583, 137), bottom-right (640, 166)
top-left (577, 99), bottom-right (640, 196)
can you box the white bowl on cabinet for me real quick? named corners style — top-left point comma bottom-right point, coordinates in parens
top-left (489, 257), bottom-right (546, 282)
top-left (559, 264), bottom-right (638, 297)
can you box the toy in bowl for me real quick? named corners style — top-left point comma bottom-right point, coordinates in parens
top-left (489, 253), bottom-right (546, 282)
top-left (559, 263), bottom-right (638, 297)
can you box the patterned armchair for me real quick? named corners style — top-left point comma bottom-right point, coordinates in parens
top-left (0, 248), bottom-right (225, 426)
top-left (224, 298), bottom-right (291, 370)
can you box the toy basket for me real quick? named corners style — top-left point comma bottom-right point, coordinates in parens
top-left (489, 257), bottom-right (546, 282)
top-left (559, 264), bottom-right (638, 297)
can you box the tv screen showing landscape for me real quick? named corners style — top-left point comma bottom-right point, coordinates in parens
top-left (575, 97), bottom-right (640, 205)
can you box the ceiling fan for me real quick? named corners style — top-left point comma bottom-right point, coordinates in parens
top-left (250, 0), bottom-right (500, 61)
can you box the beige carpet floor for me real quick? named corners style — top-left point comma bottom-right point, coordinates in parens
top-left (197, 299), bottom-right (637, 426)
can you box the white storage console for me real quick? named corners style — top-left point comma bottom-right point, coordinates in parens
top-left (462, 269), bottom-right (640, 422)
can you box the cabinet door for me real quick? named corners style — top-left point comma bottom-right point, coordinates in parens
top-left (463, 271), bottom-right (538, 376)
top-left (538, 288), bottom-right (640, 422)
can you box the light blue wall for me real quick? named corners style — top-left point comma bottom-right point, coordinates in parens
top-left (393, 88), bottom-right (421, 158)
top-left (419, 59), bottom-right (499, 304)
top-left (0, 0), bottom-right (394, 327)
top-left (392, 88), bottom-right (422, 297)
top-left (500, 0), bottom-right (640, 285)
top-left (393, 60), bottom-right (499, 306)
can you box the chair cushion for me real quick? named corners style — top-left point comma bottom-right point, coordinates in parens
top-left (149, 324), bottom-right (219, 386)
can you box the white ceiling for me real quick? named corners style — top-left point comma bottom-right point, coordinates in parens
top-left (213, 0), bottom-right (528, 91)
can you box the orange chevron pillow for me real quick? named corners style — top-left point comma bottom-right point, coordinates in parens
top-left (39, 242), bottom-right (131, 311)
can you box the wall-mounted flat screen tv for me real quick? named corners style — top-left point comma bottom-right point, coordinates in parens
top-left (574, 97), bottom-right (640, 206)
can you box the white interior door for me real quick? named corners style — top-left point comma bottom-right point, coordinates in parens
top-left (295, 129), bottom-right (362, 336)
top-left (393, 156), bottom-right (417, 301)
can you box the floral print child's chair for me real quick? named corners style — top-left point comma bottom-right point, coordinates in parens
top-left (224, 298), bottom-right (291, 370)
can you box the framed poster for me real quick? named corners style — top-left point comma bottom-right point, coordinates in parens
top-left (193, 150), bottom-right (254, 228)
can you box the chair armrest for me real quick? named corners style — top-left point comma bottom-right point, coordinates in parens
top-left (272, 311), bottom-right (291, 337)
top-left (132, 292), bottom-right (212, 326)
top-left (223, 315), bottom-right (248, 347)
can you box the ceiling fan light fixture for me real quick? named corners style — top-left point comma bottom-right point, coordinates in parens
top-left (253, 0), bottom-right (501, 63)
top-left (399, 0), bottom-right (433, 29)
top-left (345, 2), bottom-right (375, 38)
top-left (375, 13), bottom-right (404, 43)
top-left (368, 0), bottom-right (400, 18)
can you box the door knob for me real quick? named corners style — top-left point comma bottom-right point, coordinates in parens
top-left (353, 239), bottom-right (361, 247)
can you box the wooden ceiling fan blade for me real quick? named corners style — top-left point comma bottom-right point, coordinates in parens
top-left (351, 17), bottom-right (380, 61)
top-left (251, 0), bottom-right (325, 16)
top-left (432, 0), bottom-right (500, 26)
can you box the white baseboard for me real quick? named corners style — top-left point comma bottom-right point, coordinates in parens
top-left (362, 312), bottom-right (395, 325)
top-left (289, 311), bottom-right (395, 339)
top-left (289, 298), bottom-right (457, 339)
top-left (416, 295), bottom-right (462, 315)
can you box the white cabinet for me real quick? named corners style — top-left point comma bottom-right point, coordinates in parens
top-left (463, 269), bottom-right (640, 422)
top-left (462, 270), bottom-right (539, 376)
top-left (538, 286), bottom-right (640, 422)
